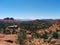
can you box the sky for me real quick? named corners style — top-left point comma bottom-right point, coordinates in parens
top-left (0, 0), bottom-right (60, 19)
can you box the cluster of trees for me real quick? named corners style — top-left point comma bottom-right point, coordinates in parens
top-left (20, 20), bottom-right (52, 32)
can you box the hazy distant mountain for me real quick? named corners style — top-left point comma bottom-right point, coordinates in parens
top-left (41, 19), bottom-right (56, 23)
top-left (0, 18), bottom-right (59, 24)
top-left (16, 19), bottom-right (32, 21)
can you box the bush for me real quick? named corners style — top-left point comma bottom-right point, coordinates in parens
top-left (18, 29), bottom-right (26, 45)
top-left (30, 42), bottom-right (36, 45)
top-left (52, 32), bottom-right (59, 39)
top-left (41, 32), bottom-right (48, 39)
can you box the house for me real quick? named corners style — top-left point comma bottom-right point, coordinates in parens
top-left (5, 25), bottom-right (20, 34)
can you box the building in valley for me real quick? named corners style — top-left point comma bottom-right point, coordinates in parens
top-left (5, 25), bottom-right (20, 34)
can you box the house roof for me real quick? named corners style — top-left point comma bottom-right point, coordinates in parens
top-left (8, 25), bottom-right (18, 28)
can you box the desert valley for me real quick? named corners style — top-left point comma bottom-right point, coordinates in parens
top-left (0, 18), bottom-right (60, 45)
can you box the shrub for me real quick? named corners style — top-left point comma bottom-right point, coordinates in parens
top-left (18, 29), bottom-right (26, 45)
top-left (30, 42), bottom-right (36, 45)
top-left (52, 32), bottom-right (59, 39)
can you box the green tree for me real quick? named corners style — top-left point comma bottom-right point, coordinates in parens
top-left (30, 42), bottom-right (36, 45)
top-left (41, 32), bottom-right (48, 39)
top-left (18, 29), bottom-right (26, 45)
top-left (52, 32), bottom-right (59, 39)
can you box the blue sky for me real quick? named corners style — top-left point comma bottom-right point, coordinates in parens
top-left (0, 0), bottom-right (60, 19)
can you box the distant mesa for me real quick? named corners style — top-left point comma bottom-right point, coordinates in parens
top-left (4, 17), bottom-right (14, 20)
top-left (0, 17), bottom-right (21, 23)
